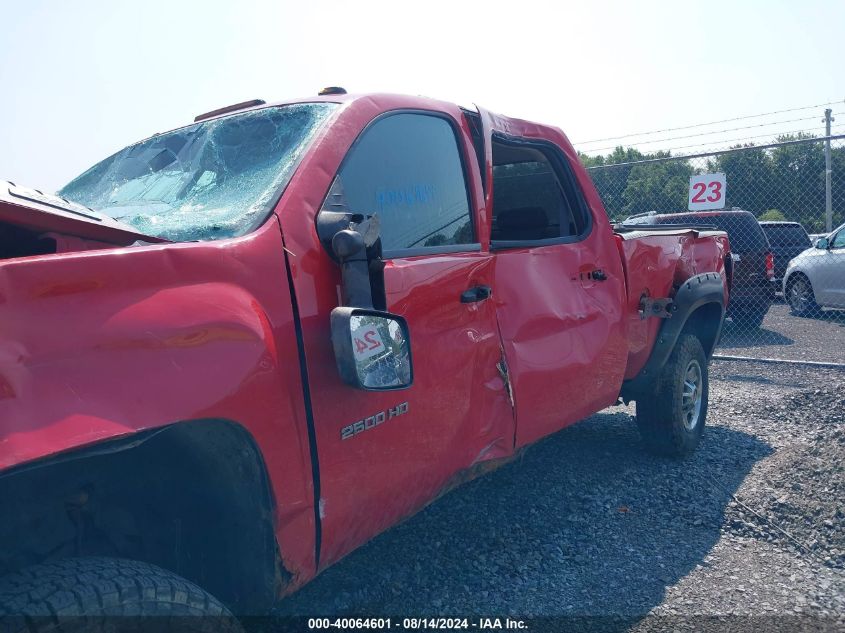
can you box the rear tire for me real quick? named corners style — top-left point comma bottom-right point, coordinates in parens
top-left (786, 274), bottom-right (817, 316)
top-left (0, 557), bottom-right (242, 632)
top-left (636, 334), bottom-right (708, 457)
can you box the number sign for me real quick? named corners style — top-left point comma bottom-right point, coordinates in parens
top-left (351, 323), bottom-right (386, 362)
top-left (688, 173), bottom-right (726, 211)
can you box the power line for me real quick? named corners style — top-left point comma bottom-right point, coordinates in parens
top-left (584, 113), bottom-right (845, 153)
top-left (578, 123), bottom-right (845, 158)
top-left (658, 124), bottom-right (845, 154)
top-left (587, 122), bottom-right (845, 157)
top-left (584, 133), bottom-right (845, 170)
top-left (574, 99), bottom-right (843, 145)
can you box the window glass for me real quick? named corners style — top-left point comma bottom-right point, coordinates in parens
top-left (326, 114), bottom-right (473, 252)
top-left (762, 225), bottom-right (810, 247)
top-left (491, 144), bottom-right (587, 242)
top-left (60, 104), bottom-right (337, 242)
top-left (832, 229), bottom-right (845, 249)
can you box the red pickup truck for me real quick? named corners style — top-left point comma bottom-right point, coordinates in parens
top-left (0, 91), bottom-right (730, 623)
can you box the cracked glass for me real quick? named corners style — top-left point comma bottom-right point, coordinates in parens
top-left (59, 103), bottom-right (337, 242)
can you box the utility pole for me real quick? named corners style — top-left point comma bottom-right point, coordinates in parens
top-left (824, 108), bottom-right (834, 233)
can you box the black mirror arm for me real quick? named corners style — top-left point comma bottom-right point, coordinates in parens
top-left (332, 229), bottom-right (374, 309)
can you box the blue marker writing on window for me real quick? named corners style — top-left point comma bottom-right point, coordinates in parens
top-left (376, 184), bottom-right (437, 212)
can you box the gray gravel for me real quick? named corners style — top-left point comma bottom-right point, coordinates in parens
top-left (718, 300), bottom-right (845, 364)
top-left (274, 360), bottom-right (845, 626)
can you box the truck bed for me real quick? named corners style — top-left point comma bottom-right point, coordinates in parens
top-left (615, 228), bottom-right (730, 379)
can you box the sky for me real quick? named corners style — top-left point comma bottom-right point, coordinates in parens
top-left (0, 0), bottom-right (843, 192)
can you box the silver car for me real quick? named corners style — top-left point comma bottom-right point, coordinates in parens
top-left (783, 222), bottom-right (845, 315)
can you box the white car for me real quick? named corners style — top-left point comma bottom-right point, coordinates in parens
top-left (783, 222), bottom-right (845, 315)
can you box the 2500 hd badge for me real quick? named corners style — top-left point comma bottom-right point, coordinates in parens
top-left (341, 402), bottom-right (410, 440)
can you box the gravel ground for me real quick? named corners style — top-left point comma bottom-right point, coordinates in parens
top-left (718, 300), bottom-right (845, 364)
top-left (274, 360), bottom-right (845, 628)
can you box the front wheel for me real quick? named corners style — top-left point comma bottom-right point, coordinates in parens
top-left (0, 557), bottom-right (242, 632)
top-left (636, 334), bottom-right (708, 457)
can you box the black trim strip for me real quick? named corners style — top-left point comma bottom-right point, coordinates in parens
top-left (491, 236), bottom-right (583, 250)
top-left (278, 224), bottom-right (323, 569)
top-left (383, 243), bottom-right (482, 259)
top-left (461, 107), bottom-right (487, 196)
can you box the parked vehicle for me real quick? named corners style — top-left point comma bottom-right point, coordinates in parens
top-left (759, 220), bottom-right (811, 283)
top-left (783, 222), bottom-right (845, 315)
top-left (625, 210), bottom-right (774, 328)
top-left (0, 91), bottom-right (730, 623)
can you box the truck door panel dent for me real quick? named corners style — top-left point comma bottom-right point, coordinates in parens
top-left (493, 244), bottom-right (628, 445)
top-left (478, 110), bottom-right (628, 446)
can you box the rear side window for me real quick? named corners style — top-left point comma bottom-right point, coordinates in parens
top-left (324, 113), bottom-right (474, 254)
top-left (762, 225), bottom-right (810, 247)
top-left (491, 139), bottom-right (589, 243)
top-left (655, 213), bottom-right (768, 252)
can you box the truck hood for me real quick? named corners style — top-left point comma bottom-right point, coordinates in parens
top-left (0, 181), bottom-right (165, 246)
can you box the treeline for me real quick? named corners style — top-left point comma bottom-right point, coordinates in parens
top-left (579, 135), bottom-right (845, 232)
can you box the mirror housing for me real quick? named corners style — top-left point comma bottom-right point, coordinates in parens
top-left (318, 195), bottom-right (410, 389)
top-left (816, 237), bottom-right (830, 249)
top-left (331, 307), bottom-right (413, 391)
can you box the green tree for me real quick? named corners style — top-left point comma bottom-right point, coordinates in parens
top-left (708, 144), bottom-right (774, 213)
top-left (828, 143), bottom-right (845, 231)
top-left (769, 134), bottom-right (825, 226)
top-left (620, 152), bottom-right (693, 217)
top-left (581, 134), bottom-right (844, 231)
top-left (580, 147), bottom-right (648, 219)
top-left (758, 209), bottom-right (786, 221)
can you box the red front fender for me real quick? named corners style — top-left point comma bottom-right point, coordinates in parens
top-left (0, 217), bottom-right (318, 586)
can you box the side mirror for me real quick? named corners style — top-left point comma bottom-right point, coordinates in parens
top-left (816, 237), bottom-right (830, 249)
top-left (331, 307), bottom-right (413, 390)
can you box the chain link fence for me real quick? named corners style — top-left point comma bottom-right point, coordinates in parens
top-left (583, 135), bottom-right (845, 366)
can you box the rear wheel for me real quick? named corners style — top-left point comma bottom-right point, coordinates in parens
top-left (0, 557), bottom-right (242, 632)
top-left (636, 334), bottom-right (708, 457)
top-left (786, 274), bottom-right (817, 316)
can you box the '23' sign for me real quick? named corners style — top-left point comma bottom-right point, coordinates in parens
top-left (688, 173), bottom-right (726, 211)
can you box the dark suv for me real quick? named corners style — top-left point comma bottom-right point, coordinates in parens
top-left (759, 221), bottom-right (812, 283)
top-left (625, 210), bottom-right (776, 327)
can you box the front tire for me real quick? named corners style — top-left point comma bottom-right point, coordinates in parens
top-left (786, 274), bottom-right (817, 316)
top-left (0, 557), bottom-right (241, 632)
top-left (636, 334), bottom-right (708, 457)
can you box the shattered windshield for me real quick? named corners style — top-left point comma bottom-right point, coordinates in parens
top-left (59, 103), bottom-right (337, 241)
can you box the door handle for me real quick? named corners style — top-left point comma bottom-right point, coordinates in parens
top-left (461, 285), bottom-right (492, 303)
top-left (591, 269), bottom-right (608, 281)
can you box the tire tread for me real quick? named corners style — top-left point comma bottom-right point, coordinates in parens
top-left (0, 558), bottom-right (239, 632)
top-left (636, 334), bottom-right (708, 457)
